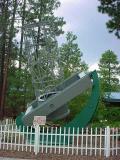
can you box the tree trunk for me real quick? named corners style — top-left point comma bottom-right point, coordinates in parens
top-left (19, 0), bottom-right (26, 69)
top-left (0, 0), bottom-right (9, 119)
top-left (0, 0), bottom-right (17, 119)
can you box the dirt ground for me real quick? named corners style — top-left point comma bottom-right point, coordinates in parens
top-left (0, 150), bottom-right (120, 160)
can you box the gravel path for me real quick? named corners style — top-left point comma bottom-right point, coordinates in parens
top-left (0, 151), bottom-right (120, 160)
top-left (0, 158), bottom-right (30, 160)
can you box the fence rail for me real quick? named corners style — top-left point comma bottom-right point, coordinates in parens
top-left (0, 124), bottom-right (120, 157)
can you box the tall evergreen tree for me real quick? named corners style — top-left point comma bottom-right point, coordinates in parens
top-left (0, 0), bottom-right (9, 117)
top-left (98, 50), bottom-right (120, 92)
top-left (98, 0), bottom-right (120, 38)
top-left (22, 0), bottom-right (66, 95)
top-left (0, 0), bottom-right (19, 118)
top-left (25, 0), bottom-right (65, 40)
top-left (18, 0), bottom-right (26, 69)
top-left (60, 32), bottom-right (88, 78)
top-left (1, 0), bottom-right (17, 116)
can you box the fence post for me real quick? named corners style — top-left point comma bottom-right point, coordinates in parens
top-left (34, 125), bottom-right (40, 155)
top-left (104, 126), bottom-right (110, 158)
top-left (0, 133), bottom-right (2, 149)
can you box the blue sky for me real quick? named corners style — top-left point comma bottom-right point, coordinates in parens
top-left (55, 0), bottom-right (120, 69)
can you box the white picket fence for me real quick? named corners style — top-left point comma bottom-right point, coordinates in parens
top-left (0, 124), bottom-right (120, 157)
top-left (0, 118), bottom-right (15, 125)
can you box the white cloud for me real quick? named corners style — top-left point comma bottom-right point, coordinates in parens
top-left (89, 62), bottom-right (99, 71)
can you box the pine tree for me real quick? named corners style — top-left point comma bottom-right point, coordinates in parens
top-left (0, 0), bottom-right (11, 118)
top-left (98, 50), bottom-right (120, 92)
top-left (98, 0), bottom-right (120, 38)
top-left (60, 32), bottom-right (88, 78)
top-left (22, 0), bottom-right (66, 95)
top-left (0, 0), bottom-right (18, 118)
